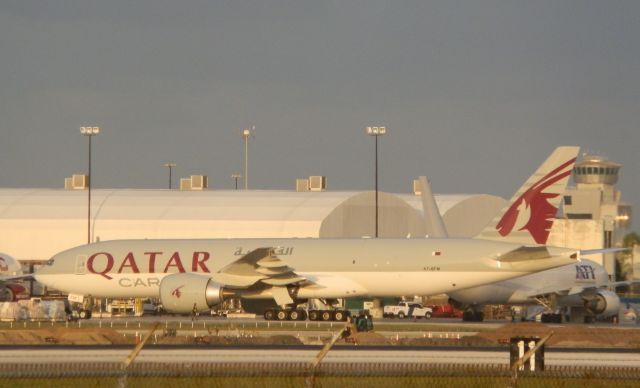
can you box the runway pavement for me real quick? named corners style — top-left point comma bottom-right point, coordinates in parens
top-left (1, 346), bottom-right (639, 367)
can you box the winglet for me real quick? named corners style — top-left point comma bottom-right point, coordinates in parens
top-left (475, 146), bottom-right (580, 245)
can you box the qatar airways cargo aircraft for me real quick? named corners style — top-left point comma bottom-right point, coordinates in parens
top-left (36, 146), bottom-right (585, 321)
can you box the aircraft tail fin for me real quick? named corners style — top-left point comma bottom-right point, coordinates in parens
top-left (475, 146), bottom-right (580, 245)
top-left (418, 176), bottom-right (448, 238)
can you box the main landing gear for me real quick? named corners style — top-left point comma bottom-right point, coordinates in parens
top-left (462, 310), bottom-right (484, 322)
top-left (263, 309), bottom-right (350, 322)
top-left (540, 312), bottom-right (563, 323)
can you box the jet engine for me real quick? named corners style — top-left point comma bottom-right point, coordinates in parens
top-left (583, 290), bottom-right (621, 317)
top-left (0, 284), bottom-right (26, 302)
top-left (0, 253), bottom-right (26, 302)
top-left (159, 273), bottom-right (231, 314)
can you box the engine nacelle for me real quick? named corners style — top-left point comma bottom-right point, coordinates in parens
top-left (0, 284), bottom-right (26, 302)
top-left (583, 290), bottom-right (620, 317)
top-left (159, 273), bottom-right (229, 314)
top-left (0, 253), bottom-right (23, 276)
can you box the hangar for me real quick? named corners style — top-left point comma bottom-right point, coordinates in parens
top-left (0, 188), bottom-right (504, 264)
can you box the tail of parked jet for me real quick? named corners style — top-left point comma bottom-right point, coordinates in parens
top-left (475, 146), bottom-right (580, 245)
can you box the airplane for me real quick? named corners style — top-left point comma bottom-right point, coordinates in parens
top-left (447, 258), bottom-right (627, 323)
top-left (0, 253), bottom-right (29, 301)
top-left (35, 146), bottom-right (584, 321)
top-left (413, 160), bottom-right (627, 324)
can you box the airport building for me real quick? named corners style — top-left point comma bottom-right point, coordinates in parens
top-left (0, 154), bottom-right (634, 317)
top-left (547, 155), bottom-right (632, 278)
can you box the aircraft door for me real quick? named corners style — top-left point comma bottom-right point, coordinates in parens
top-left (75, 255), bottom-right (88, 275)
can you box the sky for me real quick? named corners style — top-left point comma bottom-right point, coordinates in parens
top-left (1, 1), bottom-right (639, 230)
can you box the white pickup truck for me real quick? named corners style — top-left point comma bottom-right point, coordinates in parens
top-left (383, 302), bottom-right (433, 319)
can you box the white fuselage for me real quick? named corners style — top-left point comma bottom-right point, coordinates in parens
top-left (35, 238), bottom-right (577, 300)
top-left (448, 259), bottom-right (609, 306)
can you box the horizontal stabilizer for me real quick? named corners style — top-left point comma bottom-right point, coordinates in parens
top-left (496, 246), bottom-right (551, 262)
top-left (580, 247), bottom-right (628, 256)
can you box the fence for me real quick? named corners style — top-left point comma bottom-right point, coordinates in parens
top-left (0, 362), bottom-right (639, 379)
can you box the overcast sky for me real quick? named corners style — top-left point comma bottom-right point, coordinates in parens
top-left (1, 1), bottom-right (638, 230)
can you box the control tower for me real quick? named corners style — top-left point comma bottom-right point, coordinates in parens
top-left (548, 155), bottom-right (631, 279)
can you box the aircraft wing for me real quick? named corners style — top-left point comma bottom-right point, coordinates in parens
top-left (210, 247), bottom-right (308, 288)
top-left (0, 274), bottom-right (32, 283)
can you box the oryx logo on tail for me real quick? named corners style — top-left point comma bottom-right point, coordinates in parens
top-left (475, 146), bottom-right (580, 245)
top-left (496, 157), bottom-right (576, 244)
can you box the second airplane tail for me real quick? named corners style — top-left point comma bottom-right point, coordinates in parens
top-left (475, 146), bottom-right (580, 245)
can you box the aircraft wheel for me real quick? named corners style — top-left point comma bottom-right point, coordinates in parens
top-left (264, 310), bottom-right (275, 321)
top-left (333, 311), bottom-right (345, 322)
top-left (321, 311), bottom-right (332, 321)
top-left (79, 310), bottom-right (88, 319)
top-left (462, 310), bottom-right (473, 321)
top-left (398, 312), bottom-right (406, 319)
top-left (475, 312), bottom-right (484, 322)
top-left (308, 310), bottom-right (319, 321)
top-left (288, 310), bottom-right (300, 321)
top-left (425, 312), bottom-right (432, 319)
top-left (299, 310), bottom-right (308, 321)
top-left (276, 310), bottom-right (288, 321)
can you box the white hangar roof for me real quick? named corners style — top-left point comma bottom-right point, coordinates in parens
top-left (0, 189), bottom-right (430, 262)
top-left (398, 194), bottom-right (508, 238)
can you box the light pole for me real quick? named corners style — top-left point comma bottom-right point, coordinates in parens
top-left (80, 126), bottom-right (100, 244)
top-left (231, 174), bottom-right (242, 190)
top-left (242, 126), bottom-right (254, 190)
top-left (366, 126), bottom-right (386, 238)
top-left (164, 163), bottom-right (176, 189)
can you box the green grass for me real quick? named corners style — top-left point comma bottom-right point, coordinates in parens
top-left (1, 376), bottom-right (636, 388)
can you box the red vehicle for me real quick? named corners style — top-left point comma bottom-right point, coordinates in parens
top-left (428, 304), bottom-right (463, 318)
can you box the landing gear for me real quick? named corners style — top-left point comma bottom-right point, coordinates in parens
top-left (263, 308), bottom-right (349, 321)
top-left (287, 309), bottom-right (307, 321)
top-left (309, 309), bottom-right (349, 322)
top-left (462, 310), bottom-right (484, 322)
